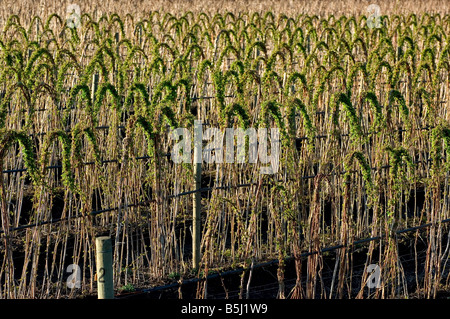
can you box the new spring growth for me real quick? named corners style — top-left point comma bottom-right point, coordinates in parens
top-left (170, 120), bottom-right (280, 174)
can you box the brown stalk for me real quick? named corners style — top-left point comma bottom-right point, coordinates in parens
top-left (306, 174), bottom-right (327, 299)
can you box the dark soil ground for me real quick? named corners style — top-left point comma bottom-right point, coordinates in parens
top-left (109, 231), bottom-right (450, 300)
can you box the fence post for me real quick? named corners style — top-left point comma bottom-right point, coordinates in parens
top-left (192, 120), bottom-right (202, 269)
top-left (95, 236), bottom-right (114, 299)
top-left (114, 33), bottom-right (120, 82)
top-left (91, 72), bottom-right (99, 103)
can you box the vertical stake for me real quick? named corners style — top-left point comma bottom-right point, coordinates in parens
top-left (91, 72), bottom-right (99, 104)
top-left (192, 120), bottom-right (202, 269)
top-left (114, 32), bottom-right (120, 82)
top-left (95, 236), bottom-right (114, 299)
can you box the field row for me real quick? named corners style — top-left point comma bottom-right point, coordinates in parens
top-left (0, 11), bottom-right (450, 298)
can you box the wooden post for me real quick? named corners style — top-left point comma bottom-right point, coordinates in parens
top-left (95, 236), bottom-right (114, 299)
top-left (192, 120), bottom-right (202, 269)
top-left (91, 72), bottom-right (99, 103)
top-left (137, 25), bottom-right (142, 46)
top-left (114, 33), bottom-right (120, 82)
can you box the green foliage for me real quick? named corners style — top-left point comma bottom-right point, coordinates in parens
top-left (41, 130), bottom-right (74, 191)
top-left (93, 82), bottom-right (121, 125)
top-left (363, 91), bottom-right (384, 131)
top-left (118, 283), bottom-right (135, 292)
top-left (431, 125), bottom-right (450, 173)
top-left (388, 89), bottom-right (409, 126)
top-left (287, 97), bottom-right (315, 152)
top-left (136, 115), bottom-right (155, 157)
top-left (260, 100), bottom-right (287, 144)
top-left (0, 129), bottom-right (40, 185)
top-left (125, 82), bottom-right (150, 115)
top-left (344, 151), bottom-right (374, 204)
top-left (225, 102), bottom-right (250, 129)
top-left (331, 92), bottom-right (363, 143)
top-left (1, 11), bottom-right (450, 299)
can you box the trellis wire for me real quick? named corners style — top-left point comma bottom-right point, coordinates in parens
top-left (0, 157), bottom-right (434, 234)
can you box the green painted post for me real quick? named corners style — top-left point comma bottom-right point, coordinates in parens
top-left (95, 236), bottom-right (114, 299)
top-left (192, 121), bottom-right (202, 269)
top-left (91, 72), bottom-right (99, 103)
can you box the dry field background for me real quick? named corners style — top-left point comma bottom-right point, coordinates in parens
top-left (0, 0), bottom-right (449, 21)
top-left (1, 0), bottom-right (450, 300)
